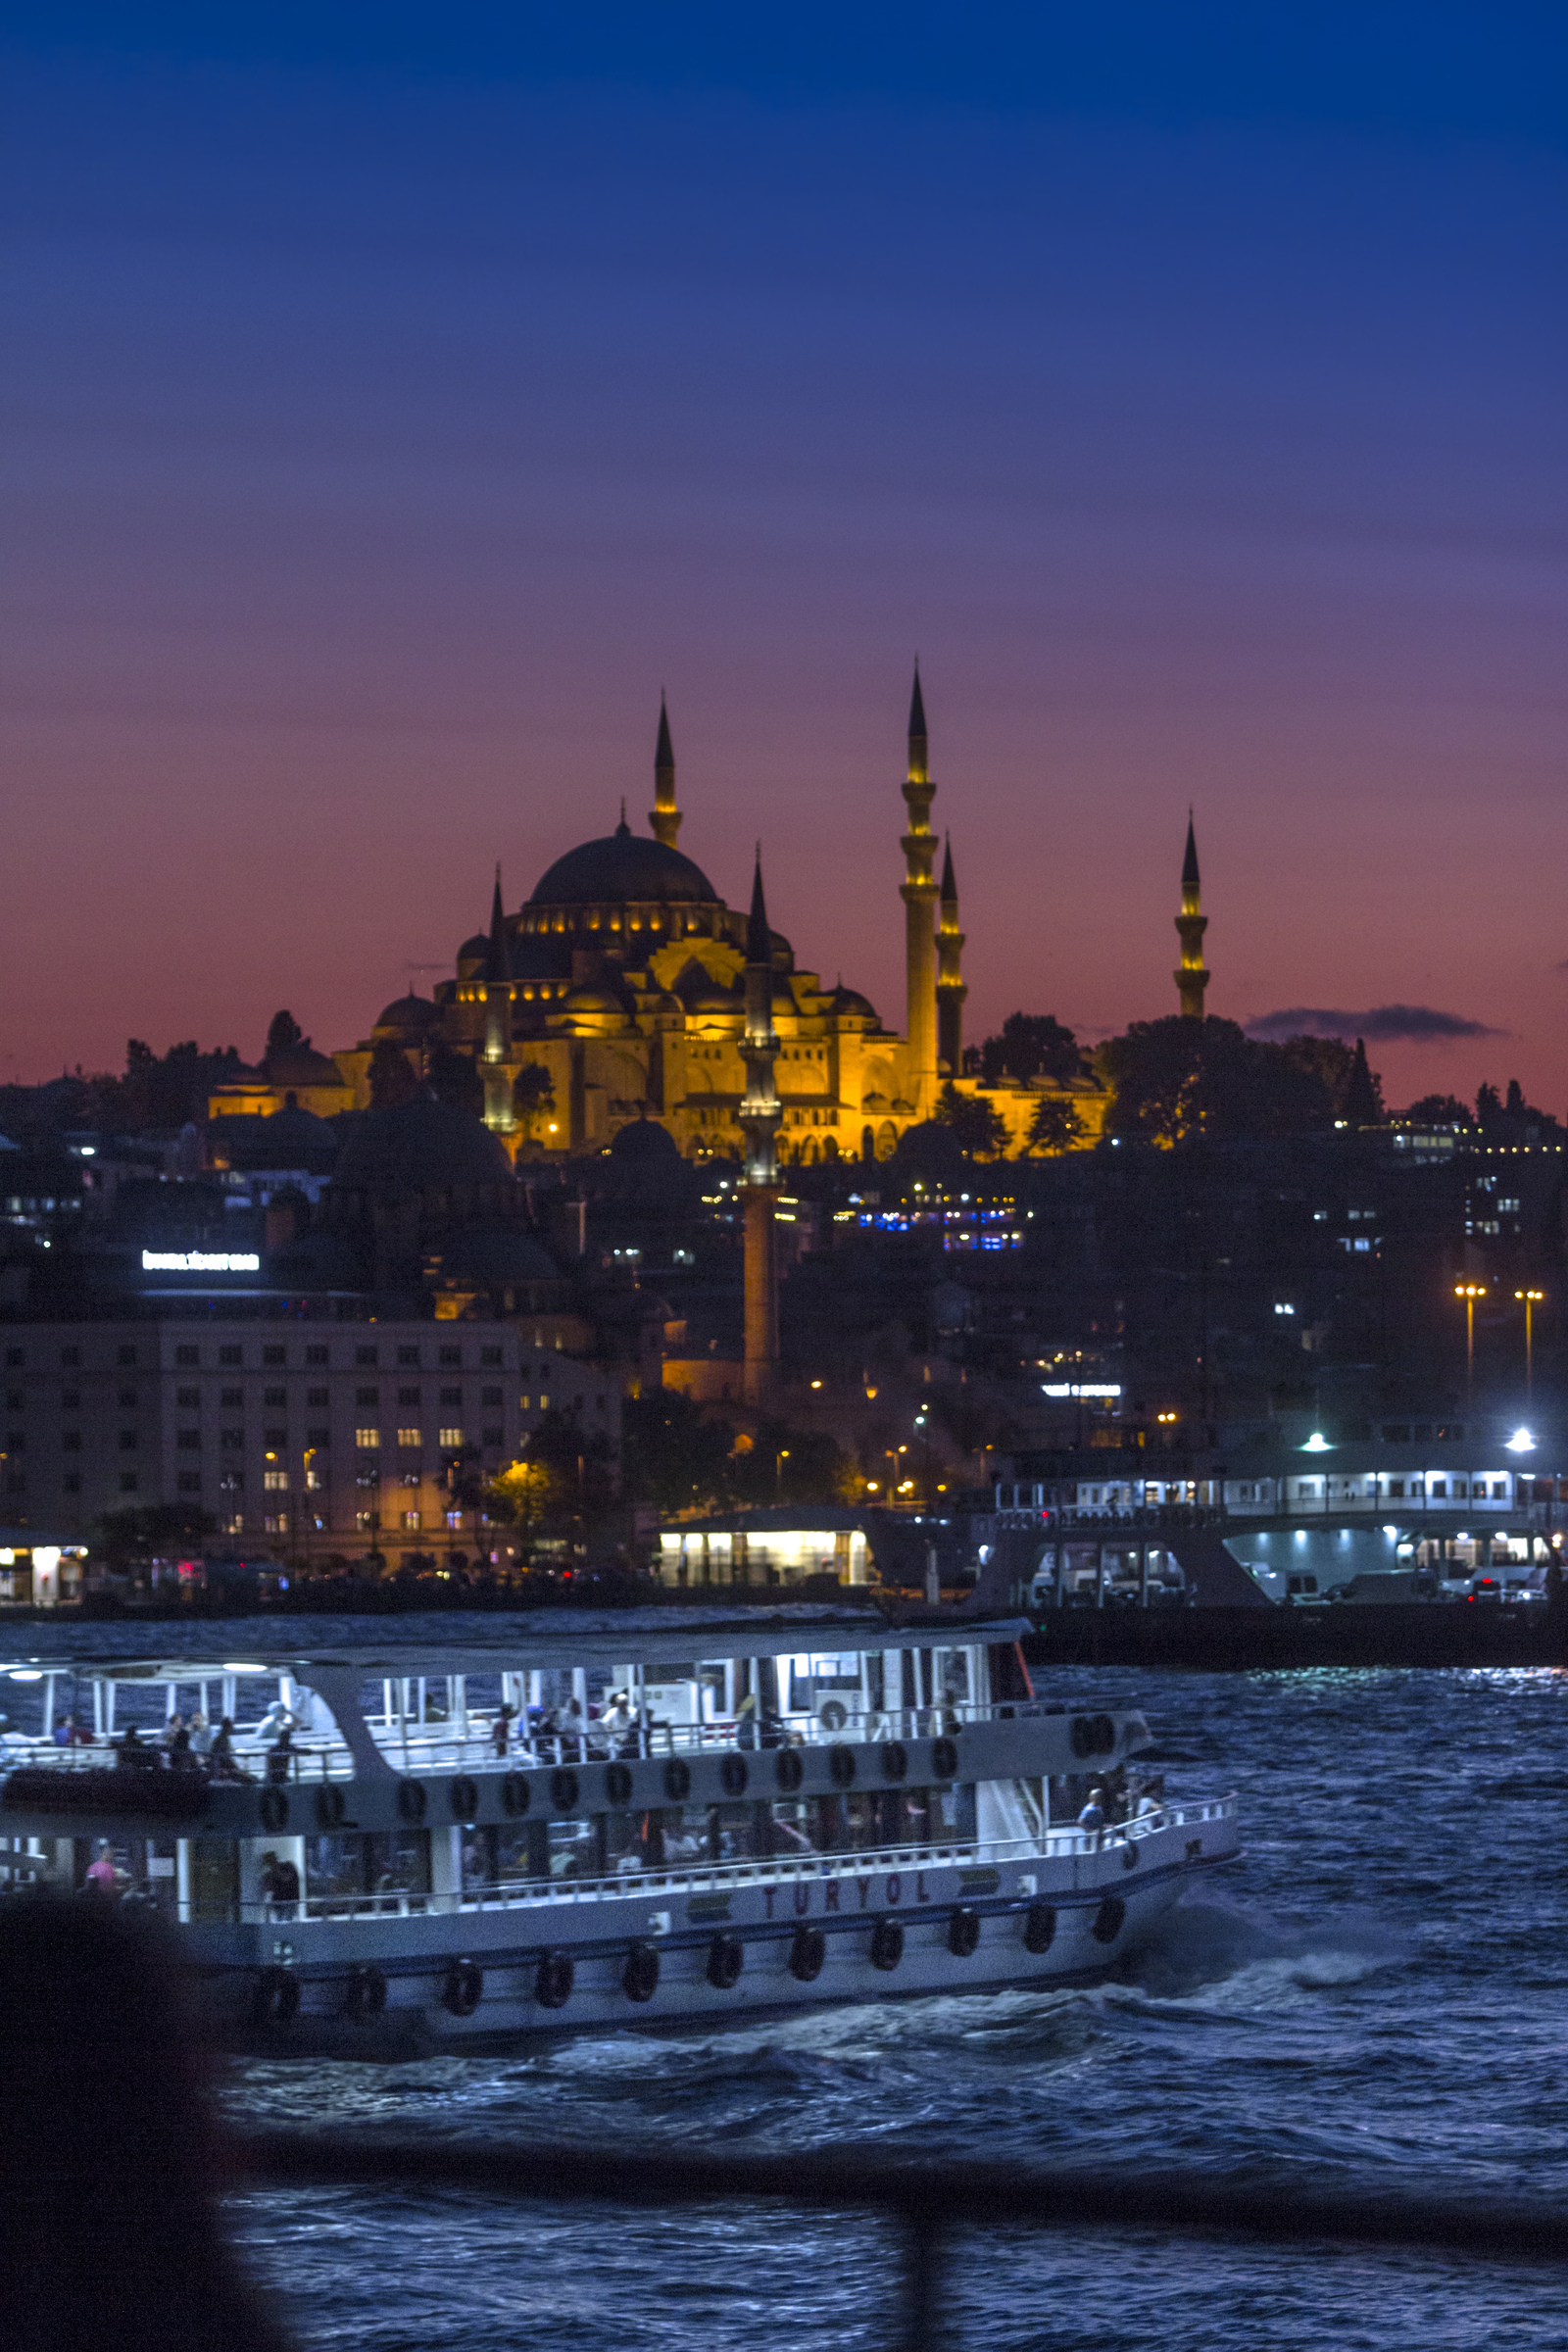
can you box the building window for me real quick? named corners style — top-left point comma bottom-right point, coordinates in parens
top-left (176, 1430), bottom-right (201, 1450)
top-left (307, 1426), bottom-right (330, 1446)
top-left (118, 1389), bottom-right (138, 1409)
top-left (264, 1386), bottom-right (286, 1407)
top-left (398, 1347), bottom-right (420, 1366)
top-left (356, 1387), bottom-right (379, 1406)
top-left (398, 1386), bottom-right (420, 1406)
top-left (117, 1347), bottom-right (137, 1367)
top-left (62, 1431), bottom-right (81, 1452)
top-left (482, 1427), bottom-right (503, 1448)
top-left (176, 1472), bottom-right (202, 1494)
top-left (438, 1426), bottom-right (464, 1449)
top-left (175, 1346), bottom-right (199, 1367)
top-left (480, 1347), bottom-right (503, 1367)
top-left (59, 1348), bottom-right (78, 1368)
top-left (263, 1427), bottom-right (286, 1447)
top-left (306, 1467), bottom-right (323, 1492)
top-left (263, 1469), bottom-right (289, 1493)
top-left (397, 1427), bottom-right (421, 1449)
top-left (119, 1473), bottom-right (138, 1494)
top-left (265, 1513), bottom-right (288, 1534)
top-left (220, 1473), bottom-right (244, 1494)
top-left (402, 1510), bottom-right (421, 1531)
top-left (356, 1347), bottom-right (378, 1367)
top-left (221, 1387), bottom-right (243, 1407)
top-left (219, 1346), bottom-right (241, 1366)
top-left (1430, 1481), bottom-right (1447, 1498)
top-left (220, 1429), bottom-right (244, 1449)
top-left (306, 1346), bottom-right (328, 1367)
top-left (307, 1386), bottom-right (328, 1406)
top-left (355, 1510), bottom-right (374, 1530)
top-left (263, 1346), bottom-right (286, 1366)
top-left (440, 1387), bottom-right (462, 1406)
top-left (118, 1430), bottom-right (137, 1451)
top-left (481, 1387), bottom-right (502, 1406)
top-left (225, 1514), bottom-right (244, 1535)
top-left (355, 1428), bottom-right (381, 1450)
top-left (176, 1387), bottom-right (199, 1407)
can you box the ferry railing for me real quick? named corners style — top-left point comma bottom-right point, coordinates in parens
top-left (231, 2130), bottom-right (1568, 2352)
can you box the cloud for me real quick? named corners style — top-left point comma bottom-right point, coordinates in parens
top-left (1245, 1004), bottom-right (1504, 1044)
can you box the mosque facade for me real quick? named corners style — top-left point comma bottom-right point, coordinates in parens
top-left (211, 678), bottom-right (1114, 1162)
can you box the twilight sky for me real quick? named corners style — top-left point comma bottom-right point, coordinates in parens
top-left (3, 6), bottom-right (1565, 1110)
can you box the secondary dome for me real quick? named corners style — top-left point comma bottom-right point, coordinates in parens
top-left (373, 994), bottom-right (442, 1034)
top-left (332, 1089), bottom-right (514, 1195)
top-left (529, 820), bottom-right (718, 909)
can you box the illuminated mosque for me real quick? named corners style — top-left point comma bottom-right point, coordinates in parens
top-left (215, 675), bottom-right (1143, 1166)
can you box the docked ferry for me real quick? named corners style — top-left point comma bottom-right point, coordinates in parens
top-left (0, 1607), bottom-right (1239, 2054)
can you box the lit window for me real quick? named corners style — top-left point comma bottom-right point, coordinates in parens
top-left (264, 1513), bottom-right (288, 1534)
top-left (397, 1427), bottom-right (421, 1448)
top-left (439, 1426), bottom-right (464, 1448)
top-left (263, 1469), bottom-right (289, 1493)
top-left (403, 1510), bottom-right (421, 1531)
top-left (355, 1427), bottom-right (380, 1449)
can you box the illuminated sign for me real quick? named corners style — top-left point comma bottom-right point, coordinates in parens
top-left (1041, 1383), bottom-right (1122, 1399)
top-left (141, 1250), bottom-right (261, 1273)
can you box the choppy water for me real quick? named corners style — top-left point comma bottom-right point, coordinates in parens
top-left (222, 1667), bottom-right (1568, 2350)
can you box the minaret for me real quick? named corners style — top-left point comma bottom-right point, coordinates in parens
top-left (1173, 813), bottom-right (1209, 1020)
top-left (481, 864), bottom-right (515, 1133)
top-left (936, 834), bottom-right (967, 1076)
top-left (900, 665), bottom-right (940, 1109)
top-left (649, 694), bottom-right (680, 850)
top-left (738, 851), bottom-right (782, 1403)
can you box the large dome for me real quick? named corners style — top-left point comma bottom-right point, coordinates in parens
top-left (332, 1090), bottom-right (514, 1195)
top-left (529, 820), bottom-right (718, 909)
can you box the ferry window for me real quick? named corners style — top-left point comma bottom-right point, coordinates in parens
top-left (463, 1823), bottom-right (546, 1890)
top-left (190, 1838), bottom-right (239, 1923)
top-left (547, 1818), bottom-right (602, 1880)
top-left (765, 1800), bottom-right (818, 1856)
top-left (933, 1785), bottom-right (977, 1840)
top-left (710, 1802), bottom-right (762, 1861)
top-left (307, 1830), bottom-right (430, 1909)
top-left (650, 1805), bottom-right (710, 1867)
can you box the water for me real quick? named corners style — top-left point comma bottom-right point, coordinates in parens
top-left (221, 1666), bottom-right (1568, 2350)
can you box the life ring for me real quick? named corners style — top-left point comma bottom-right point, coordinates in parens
top-left (1093, 1713), bottom-right (1117, 1755)
top-left (253, 1966), bottom-right (299, 2028)
top-left (663, 1758), bottom-right (691, 1802)
top-left (1121, 1839), bottom-right (1140, 1871)
top-left (606, 1762), bottom-right (634, 1805)
top-left (707, 1933), bottom-right (744, 1990)
top-left (1069, 1715), bottom-right (1096, 1759)
top-left (342, 1963), bottom-right (387, 2019)
top-left (774, 1748), bottom-right (803, 1793)
top-left (442, 1959), bottom-right (484, 2017)
top-left (789, 1923), bottom-right (826, 1983)
top-left (535, 1950), bottom-right (573, 2009)
top-left (931, 1736), bottom-right (958, 1782)
top-left (1092, 1895), bottom-right (1126, 1945)
top-left (817, 1699), bottom-right (850, 1733)
top-left (550, 1767), bottom-right (580, 1811)
top-left (314, 1784), bottom-right (345, 1831)
top-left (880, 1741), bottom-right (907, 1784)
top-left (622, 1941), bottom-right (661, 2003)
top-left (828, 1743), bottom-right (857, 1788)
top-left (869, 1916), bottom-right (904, 1972)
top-left (720, 1754), bottom-right (749, 1798)
top-left (501, 1773), bottom-right (531, 1817)
top-left (947, 1907), bottom-right (981, 1958)
top-left (1023, 1901), bottom-right (1057, 1954)
top-left (259, 1788), bottom-right (290, 1834)
top-left (397, 1780), bottom-right (426, 1825)
top-left (450, 1775), bottom-right (479, 1823)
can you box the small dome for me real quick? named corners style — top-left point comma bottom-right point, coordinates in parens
top-left (374, 993), bottom-right (442, 1034)
top-left (832, 985), bottom-right (877, 1020)
top-left (609, 1115), bottom-right (680, 1162)
top-left (265, 1043), bottom-right (345, 1088)
top-left (563, 981), bottom-right (629, 1016)
top-left (529, 822), bottom-right (718, 909)
top-left (456, 933), bottom-right (492, 968)
top-left (332, 1089), bottom-right (514, 1195)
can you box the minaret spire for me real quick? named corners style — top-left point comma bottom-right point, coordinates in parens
top-left (650, 693), bottom-right (680, 849)
top-left (936, 833), bottom-right (967, 1076)
top-left (739, 847), bottom-right (782, 1404)
top-left (1173, 810), bottom-right (1210, 1020)
top-left (899, 662), bottom-right (940, 1110)
top-left (481, 863), bottom-right (515, 1135)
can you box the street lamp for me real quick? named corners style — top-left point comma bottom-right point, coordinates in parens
top-left (1516, 1289), bottom-right (1544, 1399)
top-left (1454, 1283), bottom-right (1485, 1388)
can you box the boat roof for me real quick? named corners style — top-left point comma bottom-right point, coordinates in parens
top-left (0, 1605), bottom-right (1030, 1681)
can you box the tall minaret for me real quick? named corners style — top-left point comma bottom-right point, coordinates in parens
top-left (738, 852), bottom-right (782, 1403)
top-left (481, 864), bottom-right (514, 1133)
top-left (649, 694), bottom-right (680, 850)
top-left (936, 834), bottom-right (966, 1076)
top-left (1173, 813), bottom-right (1209, 1020)
top-left (900, 665), bottom-right (940, 1108)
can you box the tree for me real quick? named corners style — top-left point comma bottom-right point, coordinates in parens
top-left (426, 1041), bottom-right (485, 1119)
top-left (514, 1063), bottom-right (557, 1137)
top-left (94, 1501), bottom-right (218, 1565)
top-left (265, 1010), bottom-right (305, 1062)
top-left (1342, 1037), bottom-right (1384, 1125)
top-left (1026, 1096), bottom-right (1087, 1154)
top-left (978, 1013), bottom-right (1083, 1088)
top-left (1476, 1082), bottom-right (1501, 1123)
top-left (620, 1391), bottom-right (737, 1518)
top-left (1404, 1095), bottom-right (1473, 1127)
top-left (367, 1037), bottom-right (418, 1109)
top-left (1100, 1016), bottom-right (1334, 1146)
top-left (932, 1083), bottom-right (1009, 1159)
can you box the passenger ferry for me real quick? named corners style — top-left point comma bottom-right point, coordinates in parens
top-left (0, 1607), bottom-right (1239, 2054)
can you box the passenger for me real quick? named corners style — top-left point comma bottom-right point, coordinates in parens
top-left (209, 1717), bottom-right (235, 1771)
top-left (163, 1713), bottom-right (185, 1754)
top-left (256, 1697), bottom-right (296, 1742)
top-left (734, 1690), bottom-right (759, 1749)
top-left (168, 1717), bottom-right (194, 1766)
top-left (491, 1703), bottom-right (515, 1758)
top-left (116, 1724), bottom-right (157, 1771)
top-left (188, 1712), bottom-right (214, 1758)
top-left (1077, 1788), bottom-right (1105, 1847)
top-left (85, 1841), bottom-right (121, 1895)
top-left (259, 1851), bottom-right (300, 1919)
top-left (52, 1714), bottom-right (74, 1747)
top-left (265, 1726), bottom-right (294, 1788)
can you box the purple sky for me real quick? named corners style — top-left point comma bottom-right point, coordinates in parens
top-left (4, 22), bottom-right (1565, 1111)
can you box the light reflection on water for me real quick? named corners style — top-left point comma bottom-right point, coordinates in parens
top-left (222, 1666), bottom-right (1568, 2351)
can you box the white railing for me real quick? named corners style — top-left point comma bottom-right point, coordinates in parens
top-left (219, 1796), bottom-right (1239, 1927)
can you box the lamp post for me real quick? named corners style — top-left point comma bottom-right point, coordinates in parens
top-left (1516, 1288), bottom-right (1544, 1399)
top-left (1454, 1283), bottom-right (1485, 1389)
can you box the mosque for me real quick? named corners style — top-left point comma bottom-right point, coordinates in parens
top-left (209, 677), bottom-right (1209, 1163)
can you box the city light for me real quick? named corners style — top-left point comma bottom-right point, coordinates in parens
top-left (1504, 1428), bottom-right (1537, 1454)
top-left (1302, 1433), bottom-right (1331, 1451)
top-left (141, 1250), bottom-right (260, 1272)
top-left (1042, 1382), bottom-right (1122, 1398)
